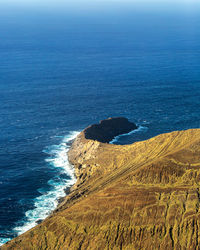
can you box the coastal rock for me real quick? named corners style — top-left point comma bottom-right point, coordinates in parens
top-left (84, 117), bottom-right (137, 143)
top-left (3, 119), bottom-right (200, 250)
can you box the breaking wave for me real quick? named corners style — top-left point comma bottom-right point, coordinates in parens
top-left (0, 131), bottom-right (79, 245)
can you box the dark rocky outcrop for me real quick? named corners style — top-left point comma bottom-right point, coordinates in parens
top-left (84, 117), bottom-right (137, 143)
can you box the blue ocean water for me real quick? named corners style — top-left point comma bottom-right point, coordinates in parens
top-left (1, 2), bottom-right (200, 245)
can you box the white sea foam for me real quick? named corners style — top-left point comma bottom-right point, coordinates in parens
top-left (11, 131), bottom-right (79, 238)
top-left (110, 125), bottom-right (148, 144)
top-left (0, 238), bottom-right (12, 246)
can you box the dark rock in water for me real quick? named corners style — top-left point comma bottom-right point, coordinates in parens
top-left (36, 219), bottom-right (43, 225)
top-left (64, 187), bottom-right (71, 195)
top-left (57, 197), bottom-right (65, 204)
top-left (57, 187), bottom-right (71, 204)
top-left (84, 117), bottom-right (137, 143)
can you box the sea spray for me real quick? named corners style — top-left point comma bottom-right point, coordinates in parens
top-left (0, 131), bottom-right (79, 245)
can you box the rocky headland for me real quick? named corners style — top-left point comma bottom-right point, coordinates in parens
top-left (83, 117), bottom-right (137, 143)
top-left (2, 117), bottom-right (200, 249)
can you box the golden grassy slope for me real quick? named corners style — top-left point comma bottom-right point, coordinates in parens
top-left (2, 129), bottom-right (200, 249)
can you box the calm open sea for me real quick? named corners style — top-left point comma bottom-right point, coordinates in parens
top-left (0, 2), bottom-right (200, 244)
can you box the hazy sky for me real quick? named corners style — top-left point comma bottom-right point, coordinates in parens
top-left (1, 0), bottom-right (199, 8)
top-left (1, 0), bottom-right (199, 17)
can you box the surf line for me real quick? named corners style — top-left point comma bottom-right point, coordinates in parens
top-left (13, 131), bottom-right (80, 237)
top-left (110, 125), bottom-right (148, 144)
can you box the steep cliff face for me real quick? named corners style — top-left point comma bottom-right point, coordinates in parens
top-left (3, 119), bottom-right (200, 250)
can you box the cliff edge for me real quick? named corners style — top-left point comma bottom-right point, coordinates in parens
top-left (2, 118), bottom-right (200, 250)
